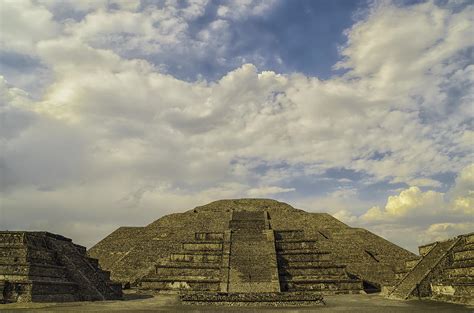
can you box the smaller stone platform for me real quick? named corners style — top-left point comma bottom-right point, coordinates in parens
top-left (387, 232), bottom-right (473, 305)
top-left (179, 292), bottom-right (325, 306)
top-left (0, 231), bottom-right (122, 303)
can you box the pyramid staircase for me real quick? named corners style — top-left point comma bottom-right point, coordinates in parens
top-left (388, 235), bottom-right (466, 300)
top-left (226, 211), bottom-right (280, 293)
top-left (0, 232), bottom-right (122, 303)
top-left (431, 233), bottom-right (474, 304)
top-left (139, 231), bottom-right (224, 292)
top-left (139, 210), bottom-right (363, 296)
top-left (275, 230), bottom-right (362, 294)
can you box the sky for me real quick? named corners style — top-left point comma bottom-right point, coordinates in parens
top-left (0, 0), bottom-right (473, 252)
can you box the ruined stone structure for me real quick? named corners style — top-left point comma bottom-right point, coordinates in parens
top-left (388, 232), bottom-right (473, 305)
top-left (89, 199), bottom-right (415, 301)
top-left (0, 231), bottom-right (122, 303)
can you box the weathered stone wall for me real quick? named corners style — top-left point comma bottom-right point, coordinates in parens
top-left (138, 228), bottom-right (226, 292)
top-left (89, 209), bottom-right (232, 284)
top-left (275, 229), bottom-right (363, 294)
top-left (387, 232), bottom-right (473, 305)
top-left (430, 233), bottom-right (474, 305)
top-left (89, 199), bottom-right (416, 289)
top-left (0, 231), bottom-right (121, 303)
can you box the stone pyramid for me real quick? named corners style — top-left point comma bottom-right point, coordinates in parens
top-left (388, 232), bottom-right (473, 304)
top-left (0, 231), bottom-right (122, 303)
top-left (89, 199), bottom-right (415, 296)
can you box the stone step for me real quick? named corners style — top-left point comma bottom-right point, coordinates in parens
top-left (140, 280), bottom-right (220, 291)
top-left (153, 267), bottom-right (221, 277)
top-left (448, 259), bottom-right (474, 268)
top-left (0, 247), bottom-right (28, 257)
top-left (231, 235), bottom-right (266, 241)
top-left (180, 292), bottom-right (325, 304)
top-left (404, 258), bottom-right (421, 270)
top-left (282, 276), bottom-right (357, 283)
top-left (277, 249), bottom-right (331, 255)
top-left (0, 232), bottom-right (122, 302)
top-left (170, 253), bottom-right (222, 263)
top-left (276, 241), bottom-right (319, 251)
top-left (141, 276), bottom-right (220, 282)
top-left (395, 271), bottom-right (409, 280)
top-left (29, 280), bottom-right (79, 296)
top-left (389, 239), bottom-right (458, 299)
top-left (0, 263), bottom-right (68, 278)
top-left (279, 267), bottom-right (347, 277)
top-left (277, 252), bottom-right (331, 262)
top-left (454, 249), bottom-right (474, 261)
top-left (182, 242), bottom-right (222, 251)
top-left (0, 248), bottom-right (59, 264)
top-left (229, 220), bottom-right (266, 231)
top-left (274, 230), bottom-right (305, 241)
top-left (464, 234), bottom-right (474, 244)
top-left (0, 256), bottom-right (57, 267)
top-left (434, 277), bottom-right (474, 284)
top-left (73, 244), bottom-right (87, 254)
top-left (3, 280), bottom-right (79, 298)
top-left (279, 262), bottom-right (345, 269)
top-left (443, 266), bottom-right (474, 277)
top-left (282, 280), bottom-right (363, 293)
top-left (0, 274), bottom-right (72, 283)
top-left (155, 262), bottom-right (221, 269)
top-left (453, 243), bottom-right (474, 252)
top-left (194, 232), bottom-right (224, 241)
top-left (231, 234), bottom-right (268, 241)
top-left (277, 260), bottom-right (335, 268)
top-left (231, 211), bottom-right (265, 220)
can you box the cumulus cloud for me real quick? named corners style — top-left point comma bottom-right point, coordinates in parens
top-left (361, 187), bottom-right (444, 222)
top-left (0, 0), bottom-right (472, 249)
top-left (0, 1), bottom-right (59, 54)
top-left (419, 222), bottom-right (474, 244)
top-left (449, 164), bottom-right (474, 215)
top-left (333, 164), bottom-right (473, 251)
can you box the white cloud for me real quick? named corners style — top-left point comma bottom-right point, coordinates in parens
top-left (217, 0), bottom-right (278, 20)
top-left (0, 0), bottom-right (472, 250)
top-left (356, 164), bottom-right (473, 223)
top-left (332, 209), bottom-right (358, 225)
top-left (407, 178), bottom-right (442, 188)
top-left (361, 186), bottom-right (445, 222)
top-left (247, 186), bottom-right (295, 197)
top-left (0, 0), bottom-right (59, 54)
top-left (448, 164), bottom-right (474, 215)
top-left (333, 164), bottom-right (473, 251)
top-left (419, 222), bottom-right (474, 244)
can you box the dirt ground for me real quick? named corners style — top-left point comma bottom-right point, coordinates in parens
top-left (1, 293), bottom-right (472, 312)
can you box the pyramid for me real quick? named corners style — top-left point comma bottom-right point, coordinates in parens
top-left (388, 232), bottom-right (473, 304)
top-left (89, 199), bottom-right (415, 298)
top-left (0, 231), bottom-right (122, 303)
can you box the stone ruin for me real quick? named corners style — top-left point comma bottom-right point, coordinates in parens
top-left (88, 199), bottom-right (416, 304)
top-left (2, 199), bottom-right (470, 305)
top-left (0, 231), bottom-right (122, 303)
top-left (388, 232), bottom-right (473, 305)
